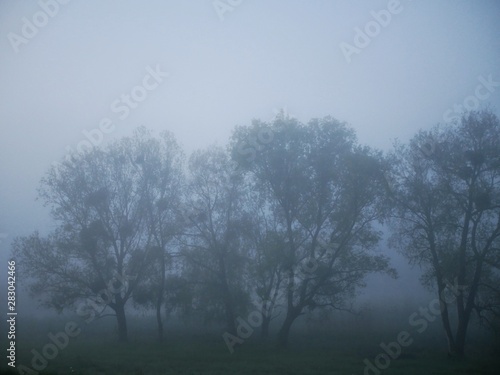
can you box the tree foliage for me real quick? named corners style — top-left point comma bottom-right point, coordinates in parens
top-left (388, 109), bottom-right (500, 357)
top-left (231, 114), bottom-right (397, 346)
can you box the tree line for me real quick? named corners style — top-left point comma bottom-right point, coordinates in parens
top-left (13, 109), bottom-right (500, 357)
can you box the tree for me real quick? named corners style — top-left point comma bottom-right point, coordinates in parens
top-left (246, 197), bottom-right (285, 339)
top-left (128, 128), bottom-right (184, 342)
top-left (179, 146), bottom-right (252, 334)
top-left (232, 114), bottom-right (396, 347)
top-left (387, 109), bottom-right (500, 358)
top-left (12, 129), bottom-right (177, 342)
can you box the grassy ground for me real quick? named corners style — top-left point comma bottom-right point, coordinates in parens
top-left (4, 331), bottom-right (500, 375)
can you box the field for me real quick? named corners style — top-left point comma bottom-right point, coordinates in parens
top-left (4, 316), bottom-right (499, 375)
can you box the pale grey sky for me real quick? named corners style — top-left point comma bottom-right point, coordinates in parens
top-left (1, 0), bottom-right (499, 305)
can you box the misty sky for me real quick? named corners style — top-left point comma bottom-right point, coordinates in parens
top-left (1, 0), bottom-right (499, 305)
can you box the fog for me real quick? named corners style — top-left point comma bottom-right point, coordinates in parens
top-left (1, 1), bottom-right (500, 374)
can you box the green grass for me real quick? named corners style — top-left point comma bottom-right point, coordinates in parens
top-left (6, 331), bottom-right (500, 375)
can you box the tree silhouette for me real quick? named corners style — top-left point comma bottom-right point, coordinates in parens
top-left (13, 128), bottom-right (181, 342)
top-left (388, 109), bottom-right (500, 358)
top-left (232, 114), bottom-right (396, 347)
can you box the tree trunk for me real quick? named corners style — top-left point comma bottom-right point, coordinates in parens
top-left (450, 253), bottom-right (482, 358)
top-left (219, 254), bottom-right (236, 335)
top-left (277, 310), bottom-right (298, 348)
top-left (156, 251), bottom-right (166, 342)
top-left (223, 287), bottom-right (237, 335)
top-left (453, 297), bottom-right (475, 359)
top-left (156, 298), bottom-right (164, 342)
top-left (437, 283), bottom-right (456, 356)
top-left (448, 316), bottom-right (470, 359)
top-left (261, 315), bottom-right (271, 339)
top-left (440, 304), bottom-right (456, 356)
top-left (115, 301), bottom-right (128, 342)
top-left (453, 205), bottom-right (472, 357)
top-left (260, 298), bottom-right (275, 339)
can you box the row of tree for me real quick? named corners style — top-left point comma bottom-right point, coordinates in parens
top-left (13, 109), bottom-right (500, 357)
